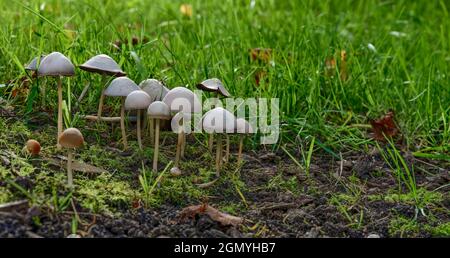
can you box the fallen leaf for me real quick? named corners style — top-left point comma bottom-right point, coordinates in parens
top-left (324, 57), bottom-right (336, 77)
top-left (180, 4), bottom-right (193, 18)
top-left (370, 110), bottom-right (399, 141)
top-left (339, 50), bottom-right (348, 81)
top-left (179, 204), bottom-right (243, 226)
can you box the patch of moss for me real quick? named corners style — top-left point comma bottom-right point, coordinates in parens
top-left (427, 222), bottom-right (450, 237)
top-left (267, 173), bottom-right (300, 195)
top-left (389, 216), bottom-right (420, 237)
top-left (368, 188), bottom-right (443, 208)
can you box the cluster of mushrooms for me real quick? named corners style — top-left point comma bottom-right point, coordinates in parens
top-left (25, 52), bottom-right (255, 187)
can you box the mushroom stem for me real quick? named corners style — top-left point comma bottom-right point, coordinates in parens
top-left (215, 134), bottom-right (222, 177)
top-left (225, 134), bottom-right (230, 162)
top-left (238, 135), bottom-right (244, 164)
top-left (152, 119), bottom-right (160, 172)
top-left (57, 76), bottom-right (63, 150)
top-left (175, 126), bottom-right (183, 167)
top-left (208, 134), bottom-right (214, 153)
top-left (137, 109), bottom-right (142, 150)
top-left (96, 75), bottom-right (107, 120)
top-left (181, 131), bottom-right (186, 158)
top-left (149, 118), bottom-right (154, 144)
top-left (120, 97), bottom-right (128, 150)
top-left (67, 150), bottom-right (73, 188)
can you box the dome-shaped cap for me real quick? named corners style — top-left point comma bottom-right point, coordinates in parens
top-left (147, 101), bottom-right (171, 120)
top-left (236, 118), bottom-right (254, 134)
top-left (25, 55), bottom-right (45, 71)
top-left (202, 107), bottom-right (236, 133)
top-left (196, 78), bottom-right (230, 97)
top-left (104, 77), bottom-right (140, 97)
top-left (140, 79), bottom-right (169, 101)
top-left (59, 128), bottom-right (84, 148)
top-left (162, 87), bottom-right (201, 113)
top-left (124, 90), bottom-right (152, 110)
top-left (79, 54), bottom-right (126, 76)
top-left (37, 52), bottom-right (75, 77)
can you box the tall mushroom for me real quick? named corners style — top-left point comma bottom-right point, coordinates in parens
top-left (202, 107), bottom-right (236, 177)
top-left (147, 101), bottom-right (171, 172)
top-left (79, 54), bottom-right (126, 121)
top-left (196, 78), bottom-right (231, 153)
top-left (124, 90), bottom-right (152, 150)
top-left (37, 52), bottom-right (75, 150)
top-left (103, 77), bottom-right (140, 149)
top-left (58, 128), bottom-right (84, 188)
top-left (235, 118), bottom-right (254, 164)
top-left (162, 87), bottom-right (201, 172)
top-left (140, 79), bottom-right (169, 143)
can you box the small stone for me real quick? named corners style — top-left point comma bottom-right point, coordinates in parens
top-left (367, 233), bottom-right (381, 238)
top-left (67, 234), bottom-right (81, 238)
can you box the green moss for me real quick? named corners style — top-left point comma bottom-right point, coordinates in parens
top-left (428, 222), bottom-right (450, 237)
top-left (267, 173), bottom-right (300, 195)
top-left (368, 188), bottom-right (443, 208)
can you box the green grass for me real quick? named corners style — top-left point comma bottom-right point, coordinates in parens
top-left (0, 0), bottom-right (449, 155)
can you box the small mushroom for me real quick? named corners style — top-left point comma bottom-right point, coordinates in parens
top-left (58, 128), bottom-right (84, 188)
top-left (202, 107), bottom-right (236, 176)
top-left (235, 118), bottom-right (254, 164)
top-left (147, 101), bottom-right (171, 172)
top-left (37, 52), bottom-right (75, 150)
top-left (140, 79), bottom-right (170, 143)
top-left (25, 139), bottom-right (41, 156)
top-left (79, 54), bottom-right (126, 121)
top-left (124, 90), bottom-right (152, 150)
top-left (162, 87), bottom-right (201, 171)
top-left (104, 77), bottom-right (140, 149)
top-left (196, 78), bottom-right (231, 153)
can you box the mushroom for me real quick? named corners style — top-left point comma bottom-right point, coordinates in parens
top-left (196, 78), bottom-right (231, 153)
top-left (202, 107), bottom-right (236, 176)
top-left (140, 79), bottom-right (169, 143)
top-left (25, 139), bottom-right (41, 156)
top-left (79, 54), bottom-right (126, 121)
top-left (58, 128), bottom-right (84, 188)
top-left (147, 101), bottom-right (171, 172)
top-left (37, 52), bottom-right (75, 149)
top-left (235, 118), bottom-right (254, 164)
top-left (162, 87), bottom-right (201, 171)
top-left (104, 77), bottom-right (140, 149)
top-left (124, 90), bottom-right (152, 150)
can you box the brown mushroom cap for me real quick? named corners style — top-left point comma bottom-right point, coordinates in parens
top-left (37, 52), bottom-right (75, 77)
top-left (79, 54), bottom-right (126, 77)
top-left (196, 78), bottom-right (230, 97)
top-left (58, 128), bottom-right (84, 148)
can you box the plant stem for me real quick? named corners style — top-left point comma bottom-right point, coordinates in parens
top-left (96, 75), bottom-right (107, 120)
top-left (137, 109), bottom-right (142, 150)
top-left (238, 135), bottom-right (244, 164)
top-left (120, 97), bottom-right (128, 150)
top-left (208, 134), bottom-right (214, 153)
top-left (225, 134), bottom-right (230, 162)
top-left (181, 131), bottom-right (186, 158)
top-left (57, 76), bottom-right (63, 150)
top-left (175, 125), bottom-right (183, 167)
top-left (215, 134), bottom-right (222, 177)
top-left (67, 150), bottom-right (73, 188)
top-left (153, 119), bottom-right (160, 172)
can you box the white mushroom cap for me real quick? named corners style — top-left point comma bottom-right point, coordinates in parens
top-left (140, 79), bottom-right (169, 101)
top-left (202, 107), bottom-right (236, 133)
top-left (79, 54), bottom-right (126, 76)
top-left (58, 128), bottom-right (84, 148)
top-left (104, 77), bottom-right (140, 97)
top-left (236, 118), bottom-right (254, 134)
top-left (196, 78), bottom-right (230, 97)
top-left (162, 87), bottom-right (201, 114)
top-left (25, 55), bottom-right (45, 71)
top-left (37, 52), bottom-right (75, 77)
top-left (147, 101), bottom-right (171, 120)
top-left (124, 90), bottom-right (152, 110)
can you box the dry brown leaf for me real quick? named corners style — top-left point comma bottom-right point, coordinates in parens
top-left (339, 50), bottom-right (348, 81)
top-left (179, 204), bottom-right (243, 226)
top-left (249, 48), bottom-right (272, 64)
top-left (370, 110), bottom-right (399, 141)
